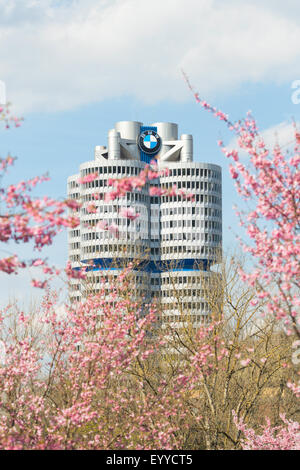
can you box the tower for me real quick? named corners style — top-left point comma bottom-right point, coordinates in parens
top-left (67, 121), bottom-right (222, 326)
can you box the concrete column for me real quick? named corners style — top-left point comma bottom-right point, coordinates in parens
top-left (108, 129), bottom-right (121, 160)
top-left (180, 134), bottom-right (193, 162)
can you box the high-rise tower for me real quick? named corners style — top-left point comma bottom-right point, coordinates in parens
top-left (67, 121), bottom-right (222, 326)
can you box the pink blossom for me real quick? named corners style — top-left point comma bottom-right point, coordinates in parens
top-left (31, 279), bottom-right (48, 289)
top-left (119, 207), bottom-right (140, 221)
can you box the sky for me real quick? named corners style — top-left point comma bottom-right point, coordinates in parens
top-left (0, 0), bottom-right (300, 306)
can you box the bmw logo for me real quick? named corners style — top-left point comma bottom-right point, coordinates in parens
top-left (138, 130), bottom-right (161, 155)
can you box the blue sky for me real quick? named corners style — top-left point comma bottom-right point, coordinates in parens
top-left (0, 0), bottom-right (300, 306)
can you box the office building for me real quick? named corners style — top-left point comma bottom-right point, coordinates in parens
top-left (67, 121), bottom-right (222, 325)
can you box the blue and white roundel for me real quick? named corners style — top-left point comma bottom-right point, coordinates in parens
top-left (144, 133), bottom-right (158, 149)
top-left (138, 130), bottom-right (161, 155)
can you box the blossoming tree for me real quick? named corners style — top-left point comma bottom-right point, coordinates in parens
top-left (0, 94), bottom-right (299, 449)
top-left (0, 104), bottom-right (80, 285)
top-left (183, 70), bottom-right (300, 448)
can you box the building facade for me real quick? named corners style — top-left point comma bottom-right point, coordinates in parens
top-left (67, 121), bottom-right (222, 326)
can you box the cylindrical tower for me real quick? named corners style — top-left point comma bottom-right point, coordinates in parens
top-left (158, 162), bottom-right (222, 326)
top-left (67, 174), bottom-right (81, 301)
top-left (151, 122), bottom-right (178, 159)
top-left (68, 158), bottom-right (151, 302)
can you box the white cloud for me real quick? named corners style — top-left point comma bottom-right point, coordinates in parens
top-left (227, 120), bottom-right (300, 158)
top-left (258, 121), bottom-right (300, 150)
top-left (1, 0), bottom-right (300, 113)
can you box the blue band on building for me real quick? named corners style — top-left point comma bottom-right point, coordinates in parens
top-left (77, 258), bottom-right (209, 273)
